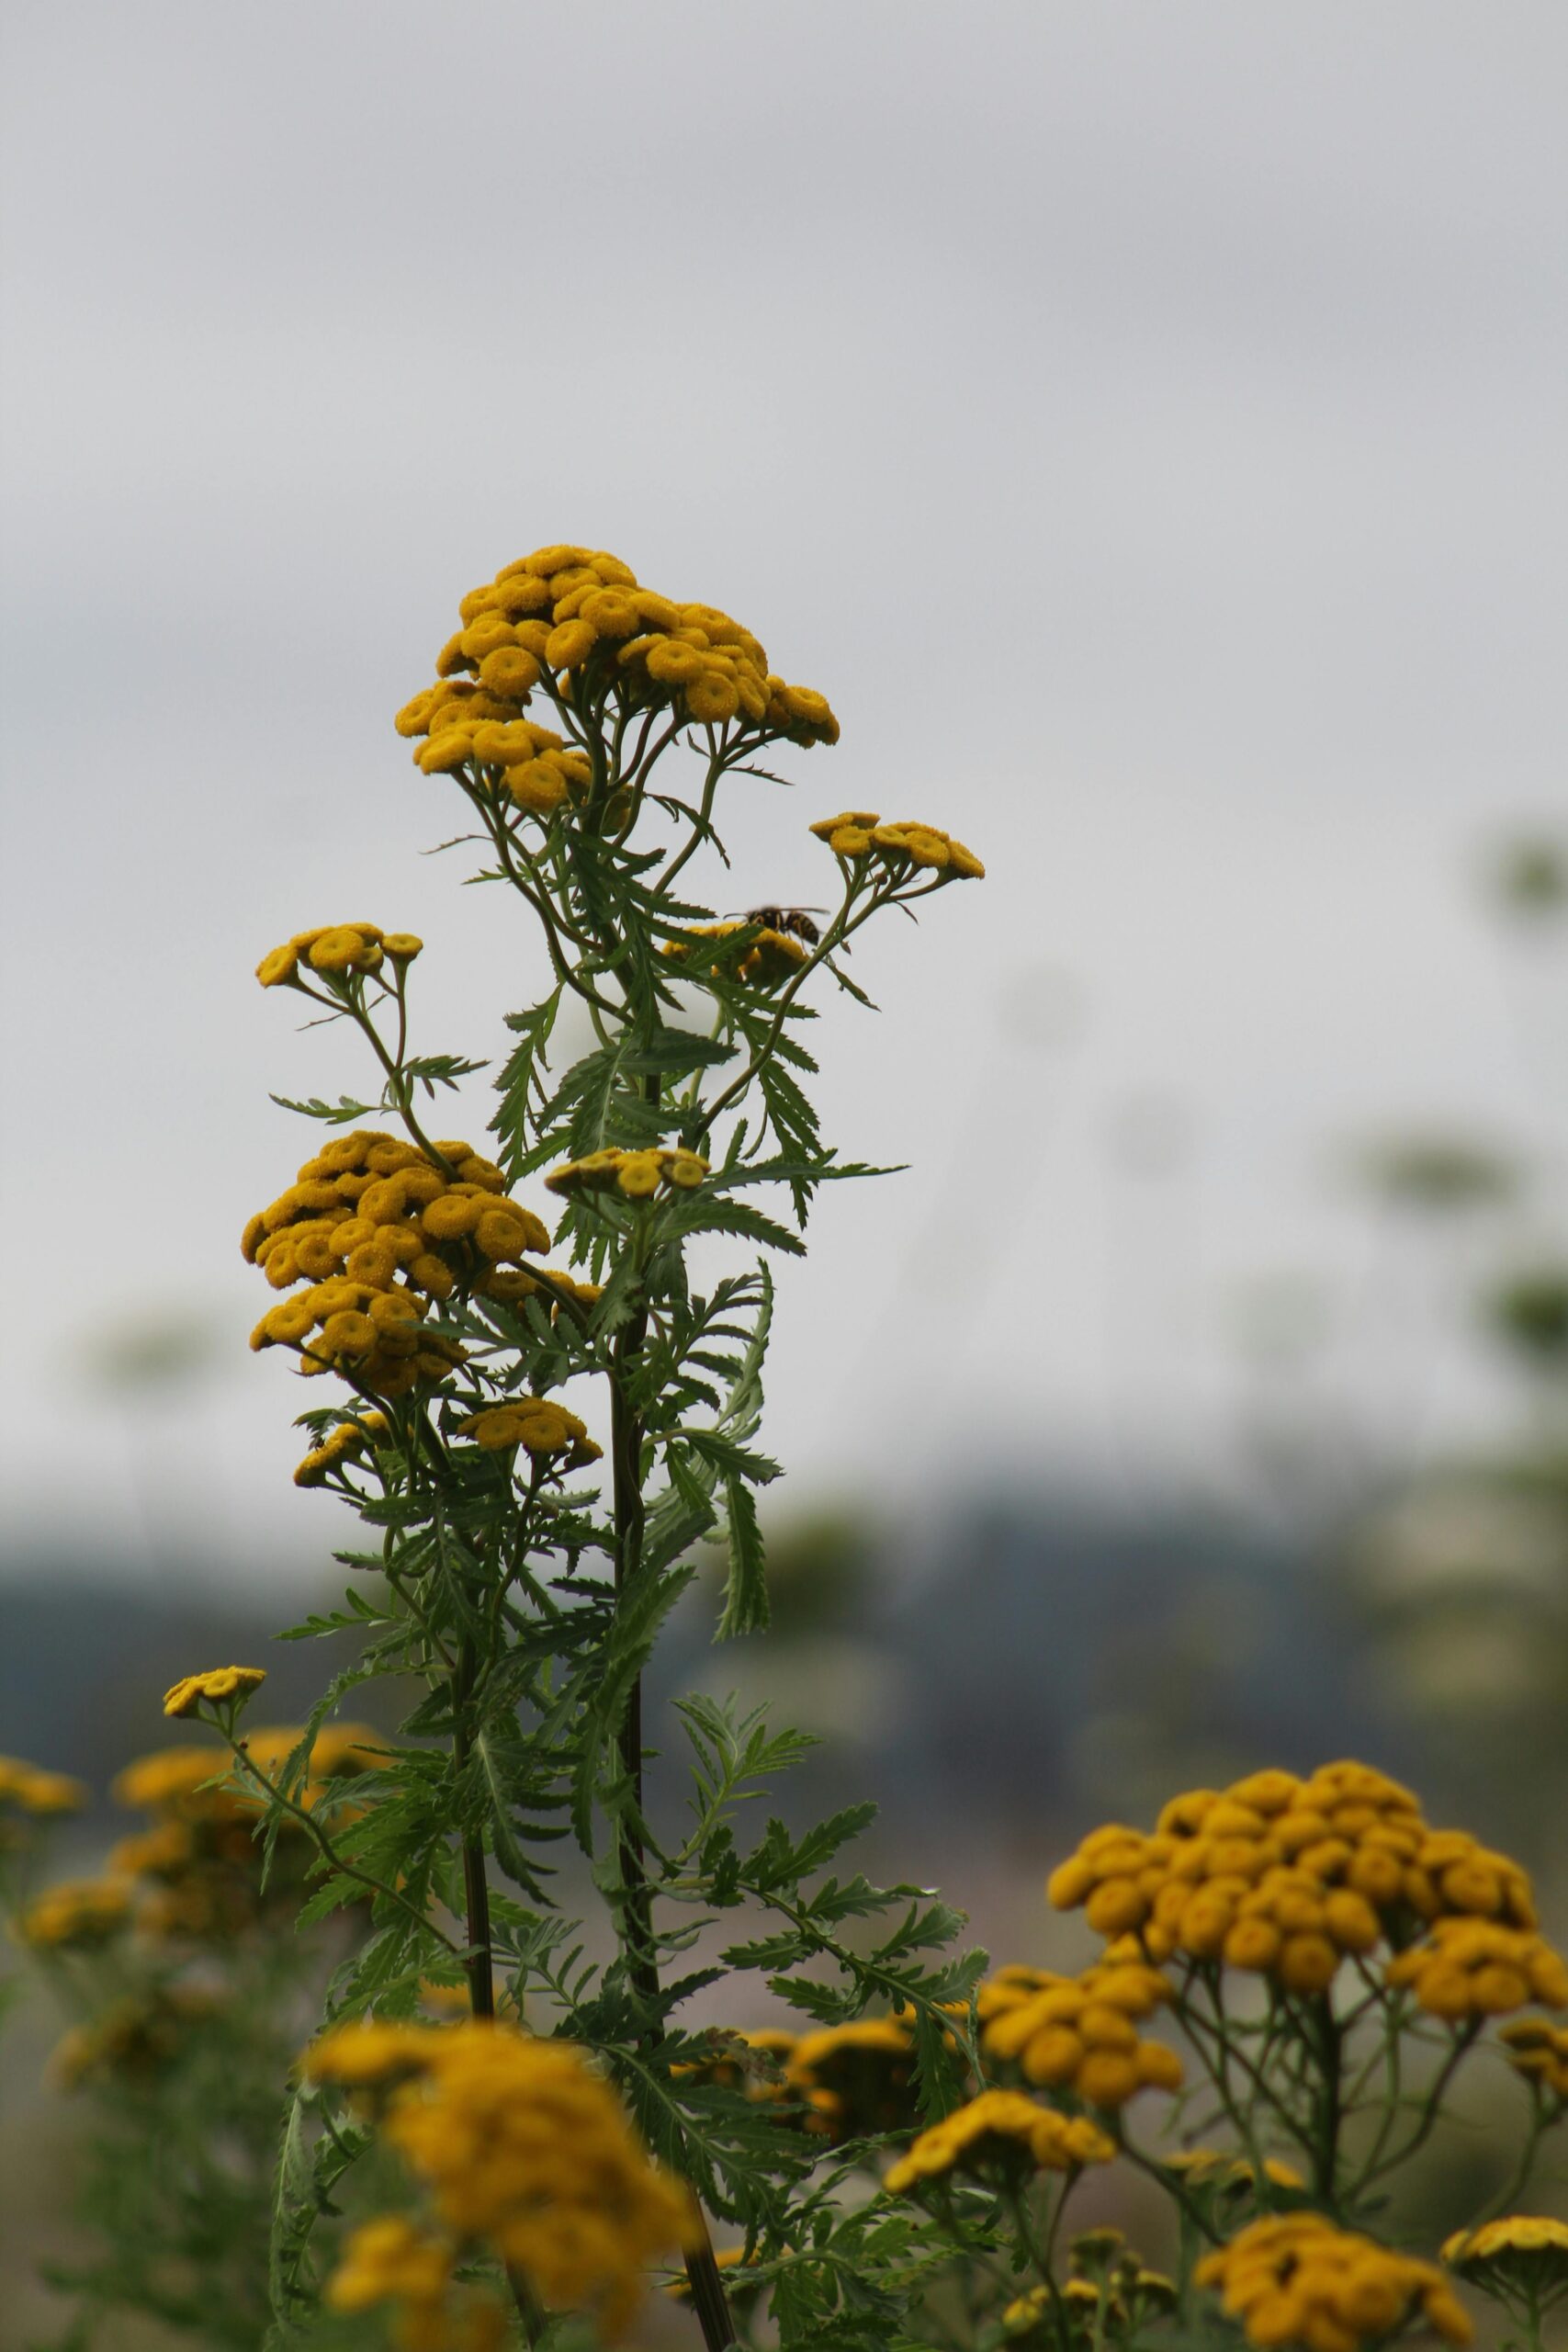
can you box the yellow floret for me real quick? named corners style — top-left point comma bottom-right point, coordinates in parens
top-left (545, 618), bottom-right (597, 671)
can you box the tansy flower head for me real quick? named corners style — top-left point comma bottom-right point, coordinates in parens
top-left (0, 1755), bottom-right (87, 1815)
top-left (112, 1746), bottom-right (236, 1816)
top-left (304, 2019), bottom-right (437, 2092)
top-left (457, 1398), bottom-right (602, 1466)
top-left (1195, 2216), bottom-right (1472, 2349)
top-left (871, 820), bottom-right (985, 879)
top-left (810, 808), bottom-right (881, 857)
top-left (293, 1412), bottom-right (389, 1487)
top-left (884, 2090), bottom-right (1114, 2195)
top-left (18, 1877), bottom-right (132, 1949)
top-left (325, 2215), bottom-right (452, 2315)
top-left (310, 2021), bottom-right (691, 2337)
top-left (1442, 2217), bottom-right (1568, 2316)
top-left (399, 549), bottom-right (837, 787)
top-left (308, 925), bottom-right (385, 977)
top-left (1499, 2017), bottom-right (1568, 2098)
top-left (544, 1145), bottom-right (707, 1200)
top-left (978, 1956), bottom-right (1182, 2109)
top-left (243, 1130), bottom-right (549, 1402)
top-left (1046, 1760), bottom-right (1541, 1996)
top-left (767, 680), bottom-right (840, 744)
top-left (1384, 1917), bottom-right (1568, 2020)
top-left (163, 1666), bottom-right (266, 1721)
top-left (786, 2018), bottom-right (919, 2143)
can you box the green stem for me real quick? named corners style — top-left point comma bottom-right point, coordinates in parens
top-left (1170, 1980), bottom-right (1316, 2170)
top-left (1313, 1996), bottom-right (1343, 2202)
top-left (451, 1633), bottom-right (495, 2020)
top-left (657, 742), bottom-right (727, 893)
top-left (218, 1732), bottom-right (462, 1958)
top-left (1477, 2095), bottom-right (1548, 2222)
top-left (1355, 2021), bottom-right (1480, 2191)
top-left (344, 1000), bottom-right (455, 1171)
top-left (604, 1199), bottom-right (738, 2352)
top-left (1005, 2178), bottom-right (1074, 2352)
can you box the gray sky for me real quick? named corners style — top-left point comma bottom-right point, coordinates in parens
top-left (3, 2), bottom-right (1565, 1580)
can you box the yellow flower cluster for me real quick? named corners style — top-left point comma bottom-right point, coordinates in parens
top-left (1048, 1761), bottom-right (1547, 2000)
top-left (809, 810), bottom-right (985, 878)
top-left (457, 1397), bottom-right (601, 1466)
top-left (0, 1753), bottom-right (86, 1815)
top-left (245, 1129), bottom-right (552, 1397)
top-left (977, 1957), bottom-right (1182, 2109)
top-left (1442, 2217), bottom-right (1568, 2306)
top-left (661, 922), bottom-right (808, 988)
top-left (1499, 2017), bottom-right (1568, 2098)
top-left (163, 1664), bottom-right (266, 1720)
top-left (17, 1877), bottom-right (131, 1948)
top-left (307, 2018), bottom-right (436, 2090)
top-left (883, 2089), bottom-right (1114, 2195)
top-left (256, 923), bottom-right (423, 990)
top-left (51, 1986), bottom-right (216, 2090)
top-left (294, 1411), bottom-right (389, 1487)
top-left (1384, 1917), bottom-right (1568, 2021)
top-left (328, 2215), bottom-right (509, 2352)
top-left (393, 546), bottom-right (838, 806)
top-left (544, 1145), bottom-right (707, 1201)
top-left (112, 1747), bottom-right (235, 1817)
top-left (785, 2018), bottom-right (919, 2142)
top-left (1196, 2216), bottom-right (1471, 2350)
top-left (328, 2214), bottom-right (451, 2307)
top-left (309, 2021), bottom-right (690, 2339)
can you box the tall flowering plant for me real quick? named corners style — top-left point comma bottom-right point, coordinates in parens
top-left (236, 543), bottom-right (987, 2346)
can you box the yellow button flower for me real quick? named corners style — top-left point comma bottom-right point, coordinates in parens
top-left (884, 2089), bottom-right (1114, 2195)
top-left (544, 1146), bottom-right (707, 1199)
top-left (0, 1755), bottom-right (87, 1815)
top-left (308, 925), bottom-right (384, 977)
top-left (309, 2021), bottom-right (689, 2339)
top-left (163, 1666), bottom-right (267, 1720)
top-left (457, 1398), bottom-right (601, 1464)
top-left (1197, 2216), bottom-right (1472, 2349)
top-left (1443, 2216), bottom-right (1568, 2315)
top-left (19, 1878), bottom-right (133, 1948)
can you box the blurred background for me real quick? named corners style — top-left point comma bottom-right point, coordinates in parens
top-left (3, 1), bottom-right (1567, 2324)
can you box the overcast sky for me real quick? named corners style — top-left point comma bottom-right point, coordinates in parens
top-left (3, 3), bottom-right (1565, 1582)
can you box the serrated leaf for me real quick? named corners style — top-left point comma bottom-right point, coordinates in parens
top-left (716, 1469), bottom-right (768, 1638)
top-left (268, 1091), bottom-right (377, 1125)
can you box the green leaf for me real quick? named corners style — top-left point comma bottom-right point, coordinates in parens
top-left (490, 985), bottom-right (562, 1178)
top-left (661, 1186), bottom-right (808, 1256)
top-left (267, 1091), bottom-right (376, 1125)
top-left (717, 1469), bottom-right (769, 1638)
top-left (398, 1051), bottom-right (489, 1093)
top-left (676, 1427), bottom-right (782, 1485)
